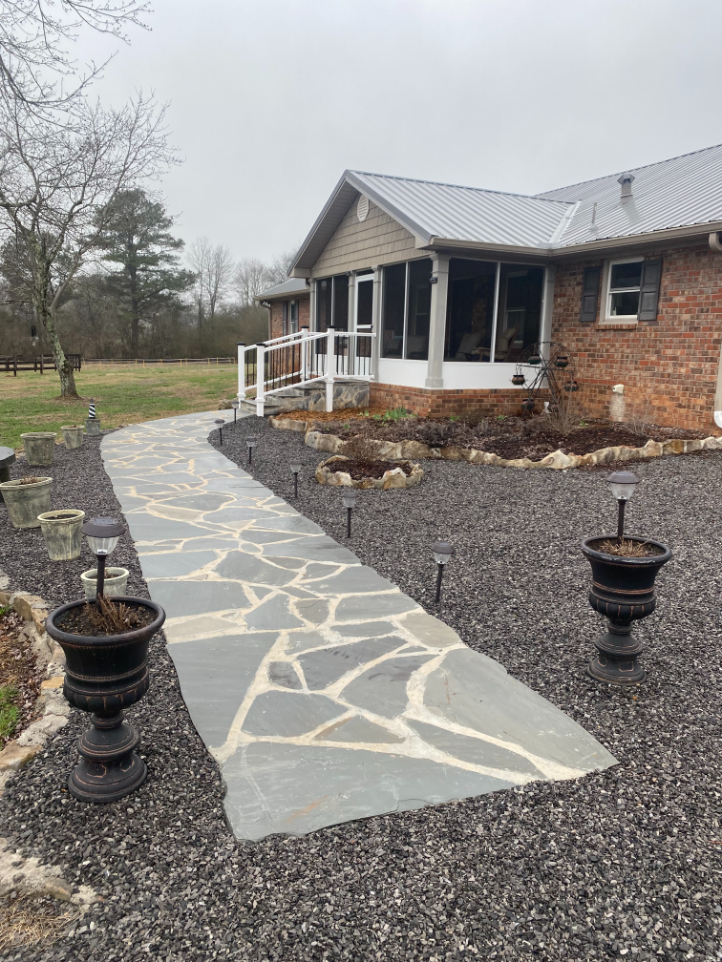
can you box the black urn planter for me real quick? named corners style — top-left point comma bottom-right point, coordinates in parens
top-left (46, 596), bottom-right (165, 803)
top-left (581, 536), bottom-right (672, 684)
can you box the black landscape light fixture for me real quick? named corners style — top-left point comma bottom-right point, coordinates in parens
top-left (290, 459), bottom-right (301, 499)
top-left (231, 400), bottom-right (239, 426)
top-left (82, 517), bottom-right (124, 599)
top-left (215, 419), bottom-right (225, 445)
top-left (341, 487), bottom-right (358, 538)
top-left (246, 436), bottom-right (258, 465)
top-left (432, 541), bottom-right (455, 604)
top-left (607, 470), bottom-right (639, 543)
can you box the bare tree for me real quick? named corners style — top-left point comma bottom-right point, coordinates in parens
top-left (264, 249), bottom-right (296, 287)
top-left (0, 93), bottom-right (176, 396)
top-left (188, 237), bottom-right (235, 324)
top-left (0, 0), bottom-right (149, 111)
top-left (233, 257), bottom-right (271, 307)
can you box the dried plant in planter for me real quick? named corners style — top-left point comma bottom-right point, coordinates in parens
top-left (58, 593), bottom-right (155, 636)
top-left (595, 538), bottom-right (666, 558)
top-left (17, 476), bottom-right (43, 485)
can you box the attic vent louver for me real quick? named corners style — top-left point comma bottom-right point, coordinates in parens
top-left (357, 195), bottom-right (369, 222)
top-left (618, 172), bottom-right (635, 201)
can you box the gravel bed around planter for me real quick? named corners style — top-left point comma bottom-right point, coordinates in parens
top-left (0, 424), bottom-right (721, 961)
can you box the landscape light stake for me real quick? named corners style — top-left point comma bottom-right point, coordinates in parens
top-left (341, 488), bottom-right (357, 538)
top-left (231, 400), bottom-right (239, 426)
top-left (215, 419), bottom-right (225, 445)
top-left (82, 517), bottom-right (124, 599)
top-left (290, 460), bottom-right (301, 499)
top-left (246, 436), bottom-right (257, 465)
top-left (607, 470), bottom-right (639, 543)
top-left (432, 541), bottom-right (455, 604)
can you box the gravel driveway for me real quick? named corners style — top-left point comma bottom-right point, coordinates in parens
top-left (1, 420), bottom-right (720, 962)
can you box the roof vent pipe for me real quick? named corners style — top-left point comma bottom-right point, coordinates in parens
top-left (709, 232), bottom-right (722, 253)
top-left (618, 172), bottom-right (635, 201)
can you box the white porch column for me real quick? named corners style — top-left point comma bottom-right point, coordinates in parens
top-left (425, 253), bottom-right (450, 389)
top-left (371, 264), bottom-right (382, 380)
top-left (309, 279), bottom-right (317, 332)
top-left (540, 265), bottom-right (557, 345)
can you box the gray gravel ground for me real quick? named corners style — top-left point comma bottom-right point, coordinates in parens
top-left (1, 422), bottom-right (721, 962)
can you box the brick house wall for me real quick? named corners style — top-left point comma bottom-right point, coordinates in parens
top-left (551, 243), bottom-right (722, 432)
top-left (369, 384), bottom-right (538, 418)
top-left (268, 295), bottom-right (310, 340)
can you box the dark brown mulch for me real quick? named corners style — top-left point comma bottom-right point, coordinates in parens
top-left (329, 459), bottom-right (413, 480)
top-left (316, 415), bottom-right (707, 462)
top-left (0, 607), bottom-right (43, 746)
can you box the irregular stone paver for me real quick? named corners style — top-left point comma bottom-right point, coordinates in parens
top-left (101, 412), bottom-right (616, 842)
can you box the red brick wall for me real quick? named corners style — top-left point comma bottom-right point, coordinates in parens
top-left (268, 296), bottom-right (310, 341)
top-left (370, 383), bottom-right (537, 418)
top-left (551, 244), bottom-right (722, 432)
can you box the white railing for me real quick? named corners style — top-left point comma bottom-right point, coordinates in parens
top-left (238, 328), bottom-right (375, 416)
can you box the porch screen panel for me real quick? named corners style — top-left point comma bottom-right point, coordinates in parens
top-left (317, 278), bottom-right (332, 332)
top-left (498, 266), bottom-right (544, 356)
top-left (333, 275), bottom-right (349, 331)
top-left (382, 263), bottom-right (406, 358)
top-left (405, 259), bottom-right (432, 360)
top-left (445, 260), bottom-right (497, 362)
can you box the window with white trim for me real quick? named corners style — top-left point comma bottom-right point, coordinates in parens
top-left (606, 259), bottom-right (643, 319)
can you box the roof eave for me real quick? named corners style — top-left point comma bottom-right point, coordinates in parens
top-left (550, 221), bottom-right (722, 256)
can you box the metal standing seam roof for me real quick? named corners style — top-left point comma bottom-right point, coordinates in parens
top-left (536, 143), bottom-right (722, 248)
top-left (291, 144), bottom-right (722, 273)
top-left (254, 278), bottom-right (309, 302)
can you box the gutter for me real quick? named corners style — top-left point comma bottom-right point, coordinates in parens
top-left (709, 232), bottom-right (722, 429)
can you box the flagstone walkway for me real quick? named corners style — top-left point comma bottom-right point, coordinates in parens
top-left (101, 411), bottom-right (616, 841)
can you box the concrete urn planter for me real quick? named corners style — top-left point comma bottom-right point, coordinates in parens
top-left (21, 432), bottom-right (57, 466)
top-left (80, 566), bottom-right (130, 601)
top-left (37, 509), bottom-right (86, 561)
top-left (0, 476), bottom-right (53, 529)
top-left (316, 455), bottom-right (424, 490)
top-left (61, 425), bottom-right (85, 450)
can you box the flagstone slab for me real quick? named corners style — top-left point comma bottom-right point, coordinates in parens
top-left (102, 410), bottom-right (617, 842)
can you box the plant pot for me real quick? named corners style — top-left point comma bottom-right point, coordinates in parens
top-left (46, 596), bottom-right (166, 803)
top-left (511, 373), bottom-right (526, 386)
top-left (555, 356), bottom-right (569, 369)
top-left (581, 535), bottom-right (672, 684)
top-left (20, 432), bottom-right (56, 466)
top-left (85, 418), bottom-right (102, 437)
top-left (37, 509), bottom-right (85, 561)
top-left (0, 476), bottom-right (52, 528)
top-left (528, 354), bottom-right (541, 366)
top-left (81, 566), bottom-right (130, 601)
top-left (61, 425), bottom-right (85, 450)
top-left (521, 399), bottom-right (535, 412)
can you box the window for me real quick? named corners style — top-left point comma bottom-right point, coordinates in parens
top-left (444, 259), bottom-right (544, 362)
top-left (316, 275), bottom-right (349, 331)
top-left (606, 260), bottom-right (642, 319)
top-left (381, 259), bottom-right (432, 360)
top-left (288, 300), bottom-right (298, 335)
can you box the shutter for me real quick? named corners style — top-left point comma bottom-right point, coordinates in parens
top-left (638, 259), bottom-right (662, 322)
top-left (580, 266), bottom-right (600, 323)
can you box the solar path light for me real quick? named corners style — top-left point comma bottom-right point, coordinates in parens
top-left (215, 419), bottom-right (225, 445)
top-left (246, 436), bottom-right (257, 465)
top-left (82, 517), bottom-right (124, 599)
top-left (607, 470), bottom-right (639, 543)
top-left (432, 541), bottom-right (455, 604)
top-left (290, 460), bottom-right (301, 499)
top-left (341, 487), bottom-right (357, 538)
top-left (231, 400), bottom-right (239, 426)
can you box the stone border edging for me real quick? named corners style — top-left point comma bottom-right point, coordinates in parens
top-left (269, 416), bottom-right (722, 470)
top-left (316, 455), bottom-right (424, 489)
top-left (0, 587), bottom-right (69, 781)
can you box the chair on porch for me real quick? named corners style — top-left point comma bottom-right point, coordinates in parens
top-left (477, 326), bottom-right (519, 362)
top-left (453, 331), bottom-right (483, 360)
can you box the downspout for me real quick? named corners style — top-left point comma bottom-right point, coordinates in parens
top-left (709, 234), bottom-right (722, 428)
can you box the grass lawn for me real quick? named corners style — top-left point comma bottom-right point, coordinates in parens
top-left (0, 365), bottom-right (239, 450)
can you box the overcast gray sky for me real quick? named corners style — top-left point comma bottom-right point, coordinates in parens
top-left (78, 0), bottom-right (722, 266)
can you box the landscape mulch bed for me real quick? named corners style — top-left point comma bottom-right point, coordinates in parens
top-left (0, 423), bottom-right (720, 961)
top-left (0, 607), bottom-right (43, 747)
top-left (309, 413), bottom-right (706, 461)
top-left (328, 458), bottom-right (413, 480)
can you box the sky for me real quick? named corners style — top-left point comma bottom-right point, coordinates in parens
top-left (75, 0), bottom-right (722, 267)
